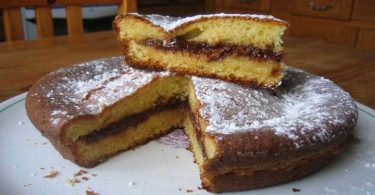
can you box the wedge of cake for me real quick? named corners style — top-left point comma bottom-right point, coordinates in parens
top-left (113, 13), bottom-right (288, 87)
top-left (26, 57), bottom-right (189, 167)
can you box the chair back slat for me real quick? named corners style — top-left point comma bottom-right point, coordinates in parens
top-left (3, 8), bottom-right (24, 41)
top-left (35, 6), bottom-right (54, 38)
top-left (118, 0), bottom-right (137, 14)
top-left (1, 0), bottom-right (134, 42)
top-left (0, 0), bottom-right (123, 8)
top-left (66, 5), bottom-right (84, 36)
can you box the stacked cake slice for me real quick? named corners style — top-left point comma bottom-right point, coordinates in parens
top-left (113, 13), bottom-right (288, 87)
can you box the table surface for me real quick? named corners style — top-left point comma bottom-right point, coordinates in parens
top-left (1, 31), bottom-right (375, 108)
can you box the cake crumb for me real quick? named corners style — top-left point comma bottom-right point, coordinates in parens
top-left (82, 176), bottom-right (90, 181)
top-left (91, 174), bottom-right (97, 177)
top-left (41, 142), bottom-right (48, 145)
top-left (74, 169), bottom-right (88, 177)
top-left (292, 188), bottom-right (301, 192)
top-left (197, 186), bottom-right (202, 190)
top-left (18, 121), bottom-right (25, 125)
top-left (176, 156), bottom-right (179, 159)
top-left (178, 188), bottom-right (182, 191)
top-left (40, 167), bottom-right (45, 170)
top-left (186, 189), bottom-right (193, 193)
top-left (65, 179), bottom-right (74, 187)
top-left (43, 170), bottom-right (59, 178)
top-left (86, 188), bottom-right (99, 195)
top-left (23, 184), bottom-right (32, 187)
top-left (65, 178), bottom-right (81, 187)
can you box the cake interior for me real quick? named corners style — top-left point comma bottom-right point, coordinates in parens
top-left (126, 40), bottom-right (284, 86)
top-left (63, 76), bottom-right (188, 143)
top-left (61, 74), bottom-right (220, 169)
top-left (62, 75), bottom-right (189, 167)
top-left (75, 105), bottom-right (186, 167)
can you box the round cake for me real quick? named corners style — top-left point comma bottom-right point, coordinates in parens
top-left (26, 57), bottom-right (357, 192)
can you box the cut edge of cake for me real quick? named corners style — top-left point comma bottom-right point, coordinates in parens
top-left (113, 13), bottom-right (288, 87)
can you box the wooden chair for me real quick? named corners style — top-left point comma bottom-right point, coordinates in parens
top-left (0, 0), bottom-right (137, 42)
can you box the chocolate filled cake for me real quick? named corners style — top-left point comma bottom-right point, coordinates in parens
top-left (113, 13), bottom-right (288, 87)
top-left (26, 57), bottom-right (357, 192)
top-left (26, 57), bottom-right (189, 167)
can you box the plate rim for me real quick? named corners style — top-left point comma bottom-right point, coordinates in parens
top-left (0, 93), bottom-right (26, 113)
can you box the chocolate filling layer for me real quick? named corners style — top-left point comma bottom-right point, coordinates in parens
top-left (80, 99), bottom-right (186, 143)
top-left (141, 39), bottom-right (284, 62)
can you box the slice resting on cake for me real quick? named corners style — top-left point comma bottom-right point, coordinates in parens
top-left (113, 13), bottom-right (288, 87)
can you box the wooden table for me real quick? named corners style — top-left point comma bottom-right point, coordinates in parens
top-left (1, 31), bottom-right (375, 108)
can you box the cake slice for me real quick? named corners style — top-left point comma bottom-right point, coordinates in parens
top-left (26, 57), bottom-right (189, 167)
top-left (113, 13), bottom-right (288, 87)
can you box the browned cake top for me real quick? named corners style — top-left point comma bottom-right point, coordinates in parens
top-left (27, 57), bottom-right (171, 129)
top-left (192, 68), bottom-right (358, 148)
top-left (129, 13), bottom-right (287, 31)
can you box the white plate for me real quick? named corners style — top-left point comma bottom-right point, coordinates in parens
top-left (1, 93), bottom-right (375, 195)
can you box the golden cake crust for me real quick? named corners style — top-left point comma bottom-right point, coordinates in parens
top-left (200, 144), bottom-right (340, 192)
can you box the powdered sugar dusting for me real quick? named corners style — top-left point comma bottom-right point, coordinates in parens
top-left (192, 68), bottom-right (357, 147)
top-left (31, 57), bottom-right (170, 127)
top-left (30, 57), bottom-right (357, 148)
top-left (129, 13), bottom-right (286, 31)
